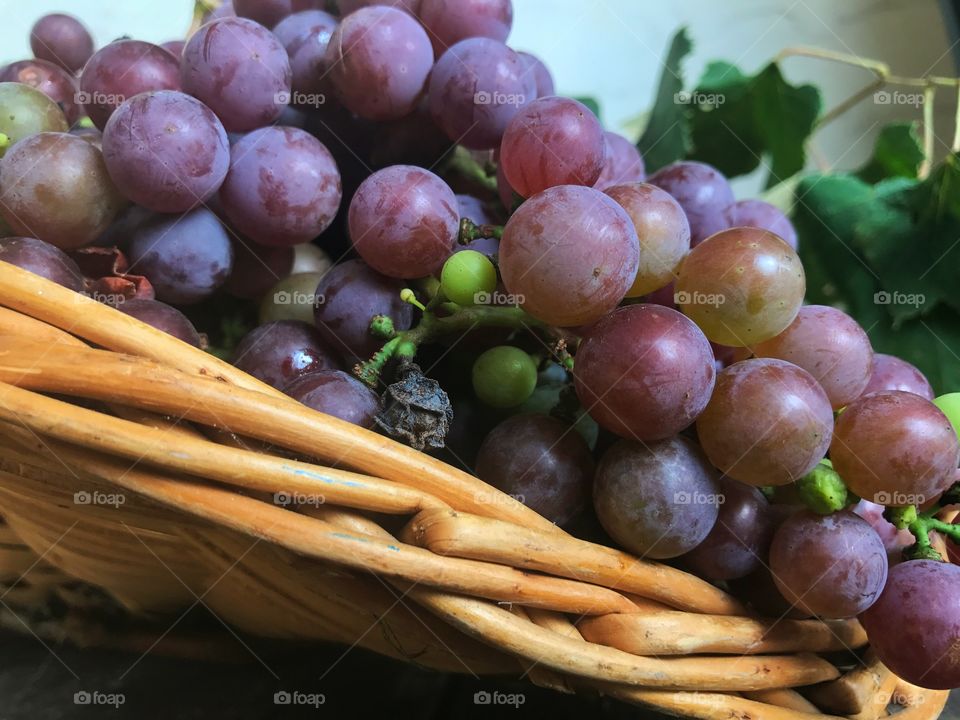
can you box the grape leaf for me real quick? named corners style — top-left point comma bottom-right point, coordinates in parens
top-left (690, 62), bottom-right (821, 186)
top-left (637, 27), bottom-right (694, 173)
top-left (857, 122), bottom-right (924, 183)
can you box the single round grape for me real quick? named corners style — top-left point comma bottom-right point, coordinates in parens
top-left (594, 436), bottom-right (721, 559)
top-left (726, 199), bottom-right (798, 250)
top-left (224, 240), bottom-right (295, 300)
top-left (285, 369), bottom-right (380, 427)
top-left (0, 237), bottom-right (85, 291)
top-left (683, 477), bottom-right (774, 581)
top-left (574, 304), bottom-right (715, 441)
top-left (605, 182), bottom-right (690, 298)
top-left (696, 358), bottom-right (833, 486)
top-left (313, 259), bottom-right (414, 362)
top-left (500, 97), bottom-right (605, 197)
top-left (261, 272), bottom-right (327, 325)
top-left (0, 133), bottom-right (125, 250)
top-left (676, 227), bottom-right (806, 347)
top-left (752, 305), bottom-right (873, 409)
top-left (291, 244), bottom-right (332, 275)
top-left (160, 40), bottom-right (185, 59)
top-left (219, 126), bottom-right (341, 247)
top-left (324, 6), bottom-right (433, 121)
top-left (831, 391), bottom-right (960, 506)
top-left (517, 51), bottom-right (555, 98)
top-left (418, 0), bottom-right (513, 55)
top-left (862, 353), bottom-right (935, 400)
top-left (30, 13), bottom-right (94, 73)
top-left (349, 165), bottom-right (458, 278)
top-left (274, 10), bottom-right (337, 53)
top-left (428, 38), bottom-right (536, 150)
top-left (441, 250), bottom-right (497, 305)
top-left (471, 346), bottom-right (537, 408)
top-left (649, 161), bottom-right (735, 246)
top-left (0, 60), bottom-right (83, 125)
top-left (114, 298), bottom-right (202, 347)
top-left (181, 18), bottom-right (291, 133)
top-left (233, 320), bottom-right (339, 390)
top-left (274, 10), bottom-right (339, 98)
top-left (769, 510), bottom-right (887, 618)
top-left (861, 560), bottom-right (960, 689)
top-left (475, 413), bottom-right (593, 527)
top-left (79, 41), bottom-right (181, 129)
top-left (102, 90), bottom-right (230, 214)
top-left (0, 83), bottom-right (69, 156)
top-left (126, 209), bottom-right (234, 305)
top-left (337, 0), bottom-right (422, 14)
top-left (498, 185), bottom-right (639, 327)
top-left (593, 132), bottom-right (646, 191)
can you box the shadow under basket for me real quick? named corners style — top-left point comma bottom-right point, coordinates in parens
top-left (0, 262), bottom-right (948, 720)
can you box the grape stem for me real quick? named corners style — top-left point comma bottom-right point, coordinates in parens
top-left (356, 303), bottom-right (572, 387)
top-left (445, 147), bottom-right (499, 193)
top-left (886, 504), bottom-right (960, 561)
top-left (458, 218), bottom-right (505, 245)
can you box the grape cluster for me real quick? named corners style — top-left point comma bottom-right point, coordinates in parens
top-left (2, 2), bottom-right (960, 694)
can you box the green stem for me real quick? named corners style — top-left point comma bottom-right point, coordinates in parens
top-left (795, 460), bottom-right (856, 514)
top-left (446, 147), bottom-right (498, 193)
top-left (458, 217), bottom-right (505, 245)
top-left (356, 337), bottom-right (403, 387)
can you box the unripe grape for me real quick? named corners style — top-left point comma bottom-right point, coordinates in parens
top-left (472, 346), bottom-right (537, 408)
top-left (441, 250), bottom-right (497, 306)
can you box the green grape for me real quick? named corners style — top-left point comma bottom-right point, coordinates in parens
top-left (440, 250), bottom-right (497, 306)
top-left (259, 272), bottom-right (327, 325)
top-left (0, 83), bottom-right (69, 157)
top-left (472, 346), bottom-right (538, 408)
top-left (934, 392), bottom-right (960, 441)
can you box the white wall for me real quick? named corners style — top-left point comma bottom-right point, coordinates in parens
top-left (0, 0), bottom-right (955, 189)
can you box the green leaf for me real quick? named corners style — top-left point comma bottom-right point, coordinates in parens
top-left (574, 96), bottom-right (601, 119)
top-left (637, 28), bottom-right (694, 173)
top-left (857, 122), bottom-right (924, 183)
top-left (689, 62), bottom-right (821, 185)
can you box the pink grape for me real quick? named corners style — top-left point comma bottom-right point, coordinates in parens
top-left (649, 161), bottom-right (735, 246)
top-left (233, 320), bottom-right (339, 390)
top-left (862, 353), bottom-right (935, 400)
top-left (593, 132), bottom-right (646, 191)
top-left (752, 305), bottom-right (873, 409)
top-left (418, 0), bottom-right (513, 55)
top-left (517, 51), bottom-right (555, 97)
top-left (574, 304), bottom-right (715, 441)
top-left (428, 38), bottom-right (536, 150)
top-left (500, 97), bottom-right (605, 197)
top-left (324, 6), bottom-right (433, 121)
top-left (0, 59), bottom-right (83, 124)
top-left (30, 13), bottom-right (94, 73)
top-left (831, 391), bottom-right (959, 506)
top-left (696, 358), bottom-right (834, 486)
top-left (726, 199), bottom-right (798, 250)
top-left (348, 165), bottom-right (458, 279)
top-left (498, 185), bottom-right (639, 326)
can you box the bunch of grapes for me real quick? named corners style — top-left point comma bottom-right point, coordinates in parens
top-left (3, 0), bottom-right (960, 694)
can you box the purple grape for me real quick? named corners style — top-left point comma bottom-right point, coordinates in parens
top-left (181, 18), bottom-right (292, 133)
top-left (204, 1), bottom-right (236, 21)
top-left (233, 320), bottom-right (338, 390)
top-left (861, 353), bottom-right (935, 400)
top-left (593, 132), bottom-right (646, 191)
top-left (0, 59), bottom-right (83, 124)
top-left (233, 0), bottom-right (295, 26)
top-left (861, 560), bottom-right (960, 689)
top-left (102, 90), bottom-right (230, 214)
top-left (285, 369), bottom-right (380, 427)
top-left (313, 259), bottom-right (413, 362)
top-left (224, 240), bottom-right (295, 299)
top-left (649, 161), bottom-right (735, 246)
top-left (475, 414), bottom-right (593, 527)
top-left (273, 10), bottom-right (338, 100)
top-left (324, 6), bottom-right (433, 121)
top-left (499, 185), bottom-right (639, 326)
top-left (417, 0), bottom-right (513, 55)
top-left (726, 199), bottom-right (798, 250)
top-left (500, 97), bottom-right (605, 197)
top-left (30, 13), bottom-right (94, 73)
top-left (683, 477), bottom-right (774, 580)
top-left (114, 298), bottom-right (202, 347)
top-left (0, 133), bottom-right (125, 250)
top-left (349, 165), bottom-right (458, 278)
top-left (79, 40), bottom-right (181, 129)
top-left (594, 436), bottom-right (721, 559)
top-left (574, 304), bottom-right (716, 441)
top-left (160, 40), bottom-right (186, 59)
top-left (428, 38), bottom-right (536, 150)
top-left (0, 237), bottom-right (85, 291)
top-left (517, 51), bottom-right (554, 98)
top-left (219, 127), bottom-right (341, 247)
top-left (126, 209), bottom-right (234, 305)
top-left (337, 0), bottom-right (422, 14)
top-left (770, 510), bottom-right (888, 618)
top-left (273, 9), bottom-right (337, 55)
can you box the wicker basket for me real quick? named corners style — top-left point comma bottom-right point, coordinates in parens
top-left (0, 261), bottom-right (948, 720)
